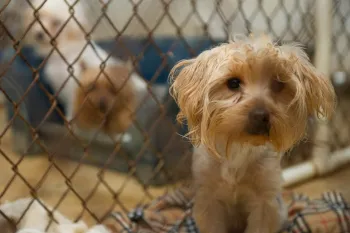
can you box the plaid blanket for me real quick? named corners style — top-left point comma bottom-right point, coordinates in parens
top-left (105, 188), bottom-right (350, 233)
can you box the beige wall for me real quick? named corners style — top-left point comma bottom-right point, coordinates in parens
top-left (0, 0), bottom-right (312, 42)
top-left (83, 0), bottom-right (312, 42)
top-left (2, 0), bottom-right (350, 73)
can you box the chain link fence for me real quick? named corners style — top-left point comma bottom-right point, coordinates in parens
top-left (0, 0), bottom-right (348, 231)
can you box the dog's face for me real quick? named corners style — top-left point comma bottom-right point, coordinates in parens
top-left (73, 63), bottom-right (136, 133)
top-left (23, 0), bottom-right (86, 53)
top-left (170, 35), bottom-right (336, 156)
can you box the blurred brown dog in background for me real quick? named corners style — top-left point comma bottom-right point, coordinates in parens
top-left (72, 61), bottom-right (137, 139)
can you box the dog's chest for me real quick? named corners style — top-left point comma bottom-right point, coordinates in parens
top-left (45, 55), bottom-right (81, 83)
top-left (217, 161), bottom-right (266, 207)
top-left (220, 153), bottom-right (281, 198)
top-left (193, 145), bottom-right (282, 228)
top-left (219, 157), bottom-right (281, 230)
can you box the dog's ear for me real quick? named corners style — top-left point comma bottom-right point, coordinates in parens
top-left (282, 44), bottom-right (336, 120)
top-left (169, 57), bottom-right (208, 146)
top-left (21, 7), bottom-right (35, 45)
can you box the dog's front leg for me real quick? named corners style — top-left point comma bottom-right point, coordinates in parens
top-left (193, 192), bottom-right (228, 233)
top-left (244, 199), bottom-right (283, 233)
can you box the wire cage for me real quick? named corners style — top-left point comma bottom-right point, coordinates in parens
top-left (0, 0), bottom-right (349, 231)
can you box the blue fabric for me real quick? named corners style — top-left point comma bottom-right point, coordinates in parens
top-left (99, 36), bottom-right (223, 84)
top-left (1, 47), bottom-right (65, 126)
top-left (0, 36), bottom-right (224, 127)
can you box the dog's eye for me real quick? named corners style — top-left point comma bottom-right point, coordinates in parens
top-left (227, 78), bottom-right (241, 90)
top-left (271, 79), bottom-right (284, 93)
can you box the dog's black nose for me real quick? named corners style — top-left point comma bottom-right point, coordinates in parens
top-left (99, 97), bottom-right (108, 113)
top-left (35, 32), bottom-right (45, 41)
top-left (246, 107), bottom-right (270, 135)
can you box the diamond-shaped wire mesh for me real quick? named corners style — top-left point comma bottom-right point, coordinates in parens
top-left (0, 0), bottom-right (348, 231)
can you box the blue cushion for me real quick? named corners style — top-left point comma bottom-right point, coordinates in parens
top-left (1, 36), bottom-right (223, 127)
top-left (99, 36), bottom-right (223, 84)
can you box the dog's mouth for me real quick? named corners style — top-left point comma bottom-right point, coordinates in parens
top-left (244, 118), bottom-right (271, 137)
top-left (245, 123), bottom-right (270, 137)
top-left (233, 123), bottom-right (272, 148)
top-left (97, 96), bottom-right (109, 113)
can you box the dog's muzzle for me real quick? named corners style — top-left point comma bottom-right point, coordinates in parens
top-left (245, 106), bottom-right (270, 136)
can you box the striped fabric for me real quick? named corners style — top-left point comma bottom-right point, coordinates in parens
top-left (280, 191), bottom-right (350, 233)
top-left (106, 189), bottom-right (350, 233)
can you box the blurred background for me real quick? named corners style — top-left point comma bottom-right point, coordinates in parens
top-left (0, 0), bottom-right (349, 228)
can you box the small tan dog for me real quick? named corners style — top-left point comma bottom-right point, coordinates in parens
top-left (72, 62), bottom-right (137, 138)
top-left (170, 35), bottom-right (336, 233)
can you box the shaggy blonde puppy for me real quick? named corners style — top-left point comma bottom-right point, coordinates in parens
top-left (170, 35), bottom-right (336, 233)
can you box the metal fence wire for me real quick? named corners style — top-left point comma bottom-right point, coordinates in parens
top-left (0, 0), bottom-right (348, 231)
